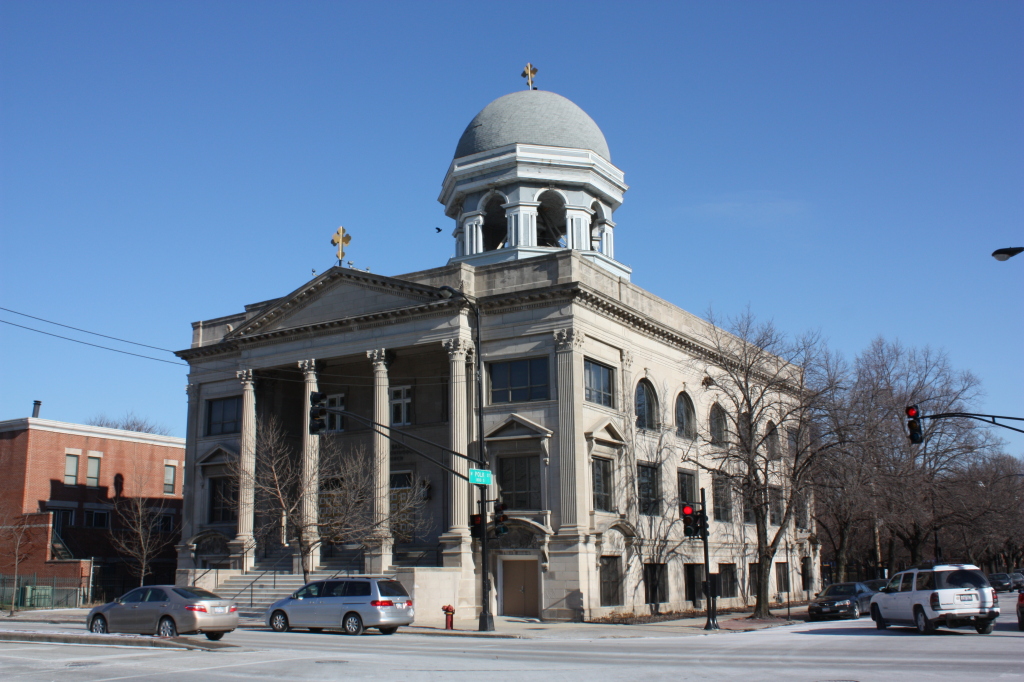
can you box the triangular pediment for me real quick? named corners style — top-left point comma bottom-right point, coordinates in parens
top-left (227, 268), bottom-right (444, 339)
top-left (585, 417), bottom-right (626, 445)
top-left (197, 445), bottom-right (237, 466)
top-left (485, 414), bottom-right (553, 440)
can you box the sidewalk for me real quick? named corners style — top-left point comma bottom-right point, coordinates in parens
top-left (1, 606), bottom-right (809, 640)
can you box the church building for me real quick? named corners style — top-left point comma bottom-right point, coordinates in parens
top-left (175, 85), bottom-right (819, 623)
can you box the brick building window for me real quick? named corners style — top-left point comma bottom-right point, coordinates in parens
top-left (83, 510), bottom-right (108, 528)
top-left (206, 396), bottom-right (242, 436)
top-left (86, 456), bottom-right (101, 487)
top-left (64, 454), bottom-right (79, 485)
top-left (164, 465), bottom-right (176, 494)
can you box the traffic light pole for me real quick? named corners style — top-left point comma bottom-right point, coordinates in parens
top-left (920, 412), bottom-right (1024, 435)
top-left (700, 487), bottom-right (718, 630)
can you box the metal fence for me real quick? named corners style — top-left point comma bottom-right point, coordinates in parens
top-left (0, 574), bottom-right (87, 609)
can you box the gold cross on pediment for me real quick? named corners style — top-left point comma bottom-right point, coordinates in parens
top-left (521, 63), bottom-right (537, 90)
top-left (331, 226), bottom-right (352, 261)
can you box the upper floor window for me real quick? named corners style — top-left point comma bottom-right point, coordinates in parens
top-left (64, 454), bottom-right (79, 485)
top-left (498, 455), bottom-right (541, 509)
top-left (326, 393), bottom-right (345, 432)
top-left (635, 380), bottom-right (658, 430)
top-left (637, 463), bottom-right (660, 516)
top-left (390, 386), bottom-right (412, 426)
top-left (208, 477), bottom-right (237, 523)
top-left (164, 465), bottom-right (176, 495)
top-left (765, 421), bottom-right (780, 460)
top-left (709, 403), bottom-right (728, 444)
top-left (584, 359), bottom-right (614, 407)
top-left (86, 456), bottom-right (101, 487)
top-left (206, 396), bottom-right (242, 436)
top-left (677, 469), bottom-right (697, 510)
top-left (83, 510), bottom-right (108, 528)
top-left (712, 476), bottom-right (732, 522)
top-left (592, 458), bottom-right (614, 512)
top-left (769, 487), bottom-right (784, 526)
top-left (489, 358), bottom-right (549, 404)
top-left (675, 392), bottom-right (696, 439)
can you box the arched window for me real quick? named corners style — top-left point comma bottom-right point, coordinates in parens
top-left (536, 190), bottom-right (567, 247)
top-left (709, 403), bottom-right (728, 444)
top-left (765, 421), bottom-right (780, 460)
top-left (635, 380), bottom-right (658, 431)
top-left (675, 392), bottom-right (696, 439)
top-left (481, 194), bottom-right (507, 251)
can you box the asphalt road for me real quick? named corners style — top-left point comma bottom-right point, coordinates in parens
top-left (0, 612), bottom-right (1021, 681)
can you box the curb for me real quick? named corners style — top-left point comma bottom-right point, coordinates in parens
top-left (0, 630), bottom-right (234, 651)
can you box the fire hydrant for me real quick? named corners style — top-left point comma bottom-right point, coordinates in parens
top-left (442, 604), bottom-right (455, 630)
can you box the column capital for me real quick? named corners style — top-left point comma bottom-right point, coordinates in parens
top-left (298, 358), bottom-right (317, 376)
top-left (366, 348), bottom-right (391, 369)
top-left (553, 328), bottom-right (584, 353)
top-left (236, 368), bottom-right (254, 386)
top-left (620, 349), bottom-right (634, 371)
top-left (443, 337), bottom-right (474, 360)
top-left (186, 383), bottom-right (197, 400)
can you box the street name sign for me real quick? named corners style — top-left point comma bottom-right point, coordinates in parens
top-left (468, 468), bottom-right (493, 485)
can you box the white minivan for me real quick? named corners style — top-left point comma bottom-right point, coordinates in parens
top-left (870, 563), bottom-right (999, 634)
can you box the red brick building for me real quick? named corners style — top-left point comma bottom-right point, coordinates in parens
top-left (0, 417), bottom-right (185, 603)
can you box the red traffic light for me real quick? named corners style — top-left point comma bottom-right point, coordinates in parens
top-left (906, 405), bottom-right (920, 418)
top-left (682, 505), bottom-right (695, 516)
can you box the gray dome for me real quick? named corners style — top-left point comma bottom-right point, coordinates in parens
top-left (454, 90), bottom-right (611, 161)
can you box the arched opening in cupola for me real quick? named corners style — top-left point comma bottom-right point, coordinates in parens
top-left (482, 194), bottom-right (507, 251)
top-left (536, 190), bottom-right (567, 247)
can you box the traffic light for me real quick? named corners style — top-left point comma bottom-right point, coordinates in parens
top-left (309, 391), bottom-right (327, 435)
top-left (470, 514), bottom-right (484, 539)
top-left (493, 502), bottom-right (509, 537)
top-left (906, 405), bottom-right (924, 445)
top-left (682, 504), bottom-right (698, 537)
top-left (698, 508), bottom-right (710, 536)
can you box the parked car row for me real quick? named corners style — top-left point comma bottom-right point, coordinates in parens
top-left (86, 576), bottom-right (415, 640)
top-left (987, 572), bottom-right (1024, 592)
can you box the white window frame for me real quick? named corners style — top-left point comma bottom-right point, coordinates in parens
top-left (390, 386), bottom-right (412, 426)
top-left (326, 393), bottom-right (346, 432)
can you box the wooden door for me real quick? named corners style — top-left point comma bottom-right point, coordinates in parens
top-left (501, 560), bottom-right (539, 617)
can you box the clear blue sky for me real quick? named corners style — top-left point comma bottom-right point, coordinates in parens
top-left (2, 1), bottom-right (1022, 452)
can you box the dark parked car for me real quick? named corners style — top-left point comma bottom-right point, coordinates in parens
top-left (988, 573), bottom-right (1013, 592)
top-left (862, 579), bottom-right (889, 593)
top-left (807, 582), bottom-right (874, 621)
top-left (1008, 572), bottom-right (1024, 591)
top-left (87, 585), bottom-right (238, 640)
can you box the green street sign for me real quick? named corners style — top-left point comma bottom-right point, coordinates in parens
top-left (468, 468), bottom-right (493, 486)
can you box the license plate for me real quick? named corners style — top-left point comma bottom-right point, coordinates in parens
top-left (213, 606), bottom-right (227, 613)
top-left (957, 595), bottom-right (975, 602)
top-left (822, 607), bottom-right (833, 612)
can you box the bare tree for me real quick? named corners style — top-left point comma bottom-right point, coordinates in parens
top-left (109, 463), bottom-right (179, 587)
top-left (686, 309), bottom-right (844, 618)
top-left (0, 512), bottom-right (35, 615)
top-left (88, 411), bottom-right (171, 436)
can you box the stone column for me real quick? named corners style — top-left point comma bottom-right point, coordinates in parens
top-left (554, 328), bottom-right (585, 531)
top-left (462, 213), bottom-right (485, 255)
top-left (504, 202), bottom-right (539, 247)
top-left (231, 368), bottom-right (256, 572)
top-left (564, 207), bottom-right (594, 251)
top-left (440, 338), bottom-right (474, 574)
top-left (365, 348), bottom-right (393, 573)
top-left (298, 359), bottom-right (321, 572)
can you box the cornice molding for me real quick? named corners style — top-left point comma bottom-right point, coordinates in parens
top-left (0, 418), bottom-right (185, 447)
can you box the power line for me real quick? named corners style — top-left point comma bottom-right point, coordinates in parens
top-left (0, 306), bottom-right (177, 352)
top-left (0, 319), bottom-right (187, 366)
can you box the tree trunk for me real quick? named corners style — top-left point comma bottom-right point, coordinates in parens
top-left (835, 525), bottom-right (851, 583)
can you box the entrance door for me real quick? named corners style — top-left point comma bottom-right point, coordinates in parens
top-left (501, 560), bottom-right (539, 618)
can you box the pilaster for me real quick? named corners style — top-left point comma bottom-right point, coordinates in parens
top-left (554, 328), bottom-right (586, 534)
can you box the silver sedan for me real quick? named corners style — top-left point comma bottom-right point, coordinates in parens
top-left (87, 585), bottom-right (238, 640)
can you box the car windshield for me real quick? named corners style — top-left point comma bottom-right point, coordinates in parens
top-left (172, 587), bottom-right (222, 600)
top-left (377, 580), bottom-right (409, 598)
top-left (821, 584), bottom-right (857, 597)
top-left (936, 570), bottom-right (989, 589)
top-left (989, 574), bottom-right (1008, 580)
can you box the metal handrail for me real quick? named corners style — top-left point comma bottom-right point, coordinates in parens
top-left (229, 551), bottom-right (295, 607)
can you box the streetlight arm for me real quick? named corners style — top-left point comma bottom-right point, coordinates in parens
top-left (922, 412), bottom-right (1024, 435)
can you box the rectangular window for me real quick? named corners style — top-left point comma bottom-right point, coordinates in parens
top-left (164, 465), bottom-right (176, 494)
top-left (743, 490), bottom-right (757, 525)
top-left (600, 556), bottom-right (623, 607)
top-left (53, 509), bottom-right (74, 531)
top-left (719, 564), bottom-right (738, 599)
top-left (801, 556), bottom-right (813, 591)
top-left (637, 463), bottom-right (660, 516)
top-left (787, 428), bottom-right (799, 457)
top-left (64, 454), bottom-right (79, 485)
top-left (209, 478), bottom-right (238, 523)
top-left (592, 458), bottom-right (613, 512)
top-left (390, 386), bottom-right (412, 426)
top-left (206, 396), bottom-right (242, 436)
top-left (326, 393), bottom-right (345, 432)
top-left (794, 491), bottom-right (809, 530)
top-left (643, 563), bottom-right (669, 604)
top-left (84, 510), bottom-right (108, 528)
top-left (489, 358), bottom-right (549, 404)
top-left (677, 470), bottom-right (697, 512)
top-left (775, 562), bottom-right (790, 593)
top-left (713, 476), bottom-right (732, 522)
top-left (769, 487), bottom-right (784, 526)
top-left (86, 457), bottom-right (101, 487)
top-left (498, 456), bottom-right (541, 509)
top-left (584, 359), bottom-right (614, 407)
top-left (156, 513), bottom-right (174, 533)
top-left (749, 563), bottom-right (760, 596)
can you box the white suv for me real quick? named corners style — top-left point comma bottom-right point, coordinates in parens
top-left (870, 563), bottom-right (999, 634)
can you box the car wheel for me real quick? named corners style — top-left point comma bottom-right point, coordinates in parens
top-left (975, 621), bottom-right (994, 635)
top-left (379, 627), bottom-right (398, 635)
top-left (158, 617), bottom-right (178, 638)
top-left (871, 605), bottom-right (887, 630)
top-left (308, 628), bottom-right (323, 633)
top-left (90, 615), bottom-right (108, 634)
top-left (914, 608), bottom-right (934, 635)
top-left (342, 612), bottom-right (364, 636)
top-left (851, 604), bottom-right (860, 619)
top-left (270, 610), bottom-right (290, 633)
top-left (205, 632), bottom-right (225, 641)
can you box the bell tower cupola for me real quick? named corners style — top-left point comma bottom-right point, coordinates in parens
top-left (439, 89), bottom-right (630, 280)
